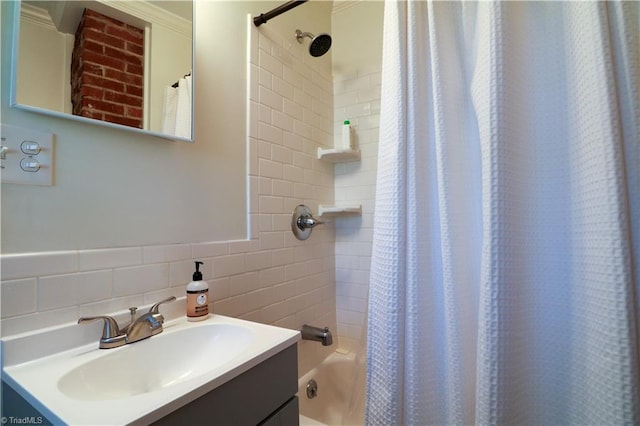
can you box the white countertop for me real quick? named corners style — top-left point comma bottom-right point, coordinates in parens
top-left (2, 314), bottom-right (300, 425)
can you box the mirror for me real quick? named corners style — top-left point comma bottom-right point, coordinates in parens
top-left (10, 0), bottom-right (194, 142)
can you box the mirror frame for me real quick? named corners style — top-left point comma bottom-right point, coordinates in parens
top-left (9, 0), bottom-right (195, 142)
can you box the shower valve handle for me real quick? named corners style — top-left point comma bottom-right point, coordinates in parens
top-left (291, 205), bottom-right (324, 240)
top-left (297, 214), bottom-right (324, 230)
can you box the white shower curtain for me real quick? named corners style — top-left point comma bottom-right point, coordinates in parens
top-left (366, 1), bottom-right (639, 425)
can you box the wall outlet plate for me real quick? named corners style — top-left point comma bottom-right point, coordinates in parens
top-left (1, 123), bottom-right (55, 186)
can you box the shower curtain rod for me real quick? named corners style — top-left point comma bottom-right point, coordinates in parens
top-left (253, 0), bottom-right (308, 27)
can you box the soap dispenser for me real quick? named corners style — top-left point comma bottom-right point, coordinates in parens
top-left (186, 261), bottom-right (209, 321)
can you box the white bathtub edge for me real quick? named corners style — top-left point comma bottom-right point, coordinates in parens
top-left (300, 414), bottom-right (328, 426)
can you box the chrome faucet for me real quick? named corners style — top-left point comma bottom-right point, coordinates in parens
top-left (301, 324), bottom-right (333, 346)
top-left (78, 296), bottom-right (176, 349)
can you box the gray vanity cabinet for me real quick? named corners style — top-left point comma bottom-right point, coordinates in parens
top-left (153, 343), bottom-right (299, 425)
top-left (2, 343), bottom-right (298, 425)
top-left (1, 381), bottom-right (52, 425)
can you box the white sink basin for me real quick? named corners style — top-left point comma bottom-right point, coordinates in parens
top-left (2, 314), bottom-right (300, 425)
top-left (57, 323), bottom-right (254, 400)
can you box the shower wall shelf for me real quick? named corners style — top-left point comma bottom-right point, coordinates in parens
top-left (318, 204), bottom-right (362, 217)
top-left (317, 147), bottom-right (361, 163)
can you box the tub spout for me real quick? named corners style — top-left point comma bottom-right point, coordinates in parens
top-left (301, 325), bottom-right (333, 346)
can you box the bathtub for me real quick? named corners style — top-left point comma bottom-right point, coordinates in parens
top-left (298, 351), bottom-right (365, 426)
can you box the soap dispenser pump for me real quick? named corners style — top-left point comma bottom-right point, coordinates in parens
top-left (186, 261), bottom-right (209, 321)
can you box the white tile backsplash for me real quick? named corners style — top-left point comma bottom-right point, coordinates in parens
top-left (2, 251), bottom-right (78, 281)
top-left (260, 266), bottom-right (285, 287)
top-left (78, 248), bottom-right (142, 271)
top-left (190, 241), bottom-right (229, 259)
top-left (113, 264), bottom-right (169, 297)
top-left (284, 134), bottom-right (304, 156)
top-left (259, 86), bottom-right (283, 111)
top-left (143, 244), bottom-right (191, 264)
top-left (259, 67), bottom-right (272, 89)
top-left (271, 145), bottom-right (294, 164)
top-left (38, 271), bottom-right (112, 311)
top-left (259, 159), bottom-right (284, 180)
top-left (238, 271), bottom-right (261, 294)
top-left (1, 278), bottom-right (37, 317)
top-left (1, 307), bottom-right (79, 337)
top-left (246, 251), bottom-right (273, 272)
top-left (283, 98), bottom-right (304, 121)
top-left (272, 179), bottom-right (294, 197)
top-left (258, 122), bottom-right (284, 145)
top-left (211, 254), bottom-right (246, 279)
top-left (259, 232), bottom-right (285, 251)
top-left (273, 76), bottom-right (295, 101)
top-left (259, 49), bottom-right (283, 78)
top-left (228, 240), bottom-right (254, 255)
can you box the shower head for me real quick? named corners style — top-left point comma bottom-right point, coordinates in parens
top-left (295, 29), bottom-right (332, 57)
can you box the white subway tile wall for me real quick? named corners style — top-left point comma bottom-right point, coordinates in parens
top-left (333, 70), bottom-right (382, 354)
top-left (0, 23), bottom-right (337, 375)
